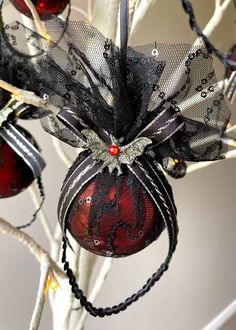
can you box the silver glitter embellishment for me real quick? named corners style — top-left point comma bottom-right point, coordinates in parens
top-left (82, 129), bottom-right (152, 175)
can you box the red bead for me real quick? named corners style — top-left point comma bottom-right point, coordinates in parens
top-left (107, 145), bottom-right (119, 156)
top-left (67, 174), bottom-right (164, 257)
top-left (0, 131), bottom-right (34, 198)
top-left (10, 0), bottom-right (69, 20)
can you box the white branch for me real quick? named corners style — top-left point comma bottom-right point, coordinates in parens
top-left (130, 0), bottom-right (157, 39)
top-left (202, 299), bottom-right (236, 330)
top-left (28, 182), bottom-right (54, 243)
top-left (78, 249), bottom-right (97, 293)
top-left (0, 79), bottom-right (59, 114)
top-left (194, 0), bottom-right (233, 45)
top-left (51, 224), bottom-right (62, 264)
top-left (71, 6), bottom-right (89, 20)
top-left (226, 124), bottom-right (236, 134)
top-left (87, 0), bottom-right (94, 22)
top-left (69, 249), bottom-right (97, 330)
top-left (21, 0), bottom-right (49, 39)
top-left (52, 136), bottom-right (74, 168)
top-left (0, 217), bottom-right (65, 278)
top-left (129, 0), bottom-right (138, 37)
top-left (92, 0), bottom-right (120, 41)
top-left (75, 258), bottom-right (113, 330)
top-left (51, 243), bottom-right (80, 330)
top-left (29, 254), bottom-right (50, 330)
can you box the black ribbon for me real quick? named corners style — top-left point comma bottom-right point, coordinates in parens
top-left (0, 99), bottom-right (46, 179)
top-left (58, 155), bottom-right (103, 232)
top-left (120, 0), bottom-right (128, 59)
top-left (0, 123), bottom-right (46, 179)
top-left (136, 107), bottom-right (184, 145)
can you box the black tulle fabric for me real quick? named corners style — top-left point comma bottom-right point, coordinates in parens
top-left (3, 18), bottom-right (230, 162)
top-left (0, 23), bottom-right (48, 118)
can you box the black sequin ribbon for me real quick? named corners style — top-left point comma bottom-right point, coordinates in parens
top-left (0, 98), bottom-right (46, 179)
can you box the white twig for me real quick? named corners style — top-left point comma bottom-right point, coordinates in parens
top-left (71, 5), bottom-right (89, 20)
top-left (0, 217), bottom-right (65, 278)
top-left (75, 258), bottom-right (113, 330)
top-left (194, 0), bottom-right (233, 46)
top-left (78, 249), bottom-right (97, 293)
top-left (52, 136), bottom-right (74, 168)
top-left (226, 124), bottom-right (236, 134)
top-left (29, 254), bottom-right (50, 330)
top-left (68, 249), bottom-right (97, 329)
top-left (28, 182), bottom-right (54, 243)
top-left (21, 0), bottom-right (49, 39)
top-left (202, 299), bottom-right (236, 330)
top-left (0, 79), bottom-right (59, 113)
top-left (87, 0), bottom-right (94, 22)
top-left (130, 0), bottom-right (157, 39)
top-left (51, 223), bottom-right (63, 263)
top-left (92, 0), bottom-right (120, 41)
top-left (129, 0), bottom-right (138, 37)
top-left (51, 243), bottom-right (80, 330)
top-left (187, 149), bottom-right (236, 174)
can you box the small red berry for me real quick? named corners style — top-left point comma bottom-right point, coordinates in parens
top-left (107, 145), bottom-right (119, 156)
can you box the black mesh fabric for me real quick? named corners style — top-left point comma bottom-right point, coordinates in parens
top-left (0, 22), bottom-right (48, 119)
top-left (3, 18), bottom-right (230, 161)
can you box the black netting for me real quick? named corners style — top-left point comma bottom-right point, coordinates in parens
top-left (3, 18), bottom-right (230, 161)
top-left (0, 22), bottom-right (48, 119)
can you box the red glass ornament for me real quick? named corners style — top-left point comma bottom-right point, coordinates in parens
top-left (107, 145), bottom-right (119, 156)
top-left (67, 175), bottom-right (164, 257)
top-left (10, 0), bottom-right (69, 20)
top-left (0, 132), bottom-right (34, 198)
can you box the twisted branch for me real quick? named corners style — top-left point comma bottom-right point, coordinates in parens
top-left (0, 217), bottom-right (65, 278)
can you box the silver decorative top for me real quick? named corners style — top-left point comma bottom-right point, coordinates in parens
top-left (82, 129), bottom-right (152, 175)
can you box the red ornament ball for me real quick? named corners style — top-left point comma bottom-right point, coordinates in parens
top-left (107, 145), bottom-right (119, 156)
top-left (10, 0), bottom-right (69, 20)
top-left (67, 173), bottom-right (164, 257)
top-left (0, 127), bottom-right (35, 198)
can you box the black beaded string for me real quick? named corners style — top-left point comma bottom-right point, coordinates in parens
top-left (62, 189), bottom-right (178, 319)
top-left (181, 0), bottom-right (236, 71)
top-left (16, 176), bottom-right (45, 229)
